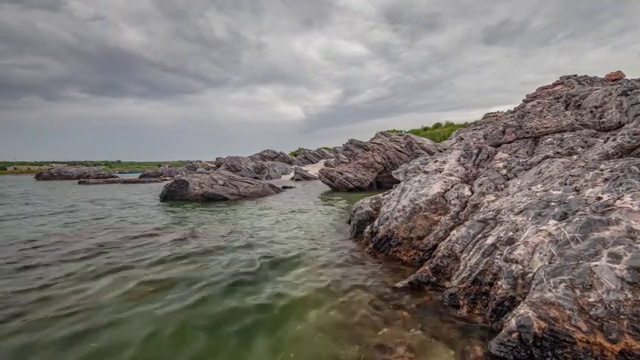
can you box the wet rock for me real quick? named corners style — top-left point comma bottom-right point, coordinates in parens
top-left (319, 132), bottom-right (442, 192)
top-left (281, 185), bottom-right (296, 190)
top-left (217, 156), bottom-right (292, 180)
top-left (291, 167), bottom-right (319, 181)
top-left (350, 73), bottom-right (640, 359)
top-left (159, 171), bottom-right (283, 202)
top-left (35, 166), bottom-right (118, 181)
top-left (78, 177), bottom-right (170, 185)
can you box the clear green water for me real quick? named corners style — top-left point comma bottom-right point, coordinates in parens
top-left (0, 176), bottom-right (489, 360)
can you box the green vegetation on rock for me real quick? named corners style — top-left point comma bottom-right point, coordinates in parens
top-left (385, 121), bottom-right (471, 143)
top-left (288, 147), bottom-right (309, 157)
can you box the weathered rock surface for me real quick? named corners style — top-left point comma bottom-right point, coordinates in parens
top-left (318, 132), bottom-right (442, 191)
top-left (292, 148), bottom-right (337, 166)
top-left (249, 149), bottom-right (296, 165)
top-left (159, 171), bottom-right (283, 202)
top-left (139, 161), bottom-right (216, 179)
top-left (35, 166), bottom-right (118, 181)
top-left (78, 177), bottom-right (169, 185)
top-left (217, 156), bottom-right (292, 180)
top-left (291, 167), bottom-right (319, 181)
top-left (349, 74), bottom-right (640, 359)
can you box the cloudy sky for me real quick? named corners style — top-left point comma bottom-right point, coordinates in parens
top-left (1, 0), bottom-right (639, 160)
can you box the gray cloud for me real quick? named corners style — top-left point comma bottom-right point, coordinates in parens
top-left (1, 0), bottom-right (639, 160)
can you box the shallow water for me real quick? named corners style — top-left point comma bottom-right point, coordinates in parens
top-left (0, 175), bottom-right (489, 360)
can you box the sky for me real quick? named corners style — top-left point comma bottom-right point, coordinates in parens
top-left (1, 0), bottom-right (640, 161)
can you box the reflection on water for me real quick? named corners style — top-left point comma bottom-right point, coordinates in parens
top-left (0, 176), bottom-right (489, 359)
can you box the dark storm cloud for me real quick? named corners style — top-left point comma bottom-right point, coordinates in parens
top-left (0, 0), bottom-right (639, 160)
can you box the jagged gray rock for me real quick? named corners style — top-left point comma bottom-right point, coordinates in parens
top-left (291, 167), bottom-right (319, 181)
top-left (292, 148), bottom-right (336, 166)
top-left (217, 156), bottom-right (292, 180)
top-left (249, 149), bottom-right (296, 165)
top-left (139, 161), bottom-right (216, 179)
top-left (35, 166), bottom-right (118, 181)
top-left (318, 132), bottom-right (442, 191)
top-left (159, 171), bottom-right (283, 202)
top-left (349, 73), bottom-right (640, 359)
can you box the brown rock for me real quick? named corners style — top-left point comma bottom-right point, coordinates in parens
top-left (604, 70), bottom-right (626, 82)
top-left (318, 132), bottom-right (442, 192)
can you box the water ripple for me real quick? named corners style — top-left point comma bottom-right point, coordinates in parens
top-left (0, 176), bottom-right (489, 359)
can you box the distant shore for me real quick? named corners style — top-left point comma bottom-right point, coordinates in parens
top-left (0, 161), bottom-right (190, 176)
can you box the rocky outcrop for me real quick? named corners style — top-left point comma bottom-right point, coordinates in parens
top-left (217, 156), bottom-right (292, 180)
top-left (292, 148), bottom-right (337, 166)
top-left (78, 177), bottom-right (169, 185)
top-left (318, 132), bottom-right (442, 191)
top-left (139, 161), bottom-right (216, 179)
top-left (159, 171), bottom-right (283, 202)
top-left (291, 167), bottom-right (319, 181)
top-left (139, 166), bottom-right (184, 179)
top-left (349, 73), bottom-right (640, 359)
top-left (249, 149), bottom-right (296, 165)
top-left (35, 166), bottom-right (118, 181)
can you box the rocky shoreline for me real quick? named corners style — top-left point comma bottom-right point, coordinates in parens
top-left (27, 71), bottom-right (640, 359)
top-left (348, 72), bottom-right (640, 359)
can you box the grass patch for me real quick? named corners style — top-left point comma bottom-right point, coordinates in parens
top-left (385, 121), bottom-right (471, 143)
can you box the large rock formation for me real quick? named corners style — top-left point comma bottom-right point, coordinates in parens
top-left (318, 132), bottom-right (442, 191)
top-left (249, 149), bottom-right (296, 165)
top-left (139, 161), bottom-right (216, 179)
top-left (35, 166), bottom-right (118, 181)
top-left (292, 148), bottom-right (337, 166)
top-left (159, 171), bottom-right (283, 202)
top-left (349, 73), bottom-right (640, 359)
top-left (217, 156), bottom-right (292, 180)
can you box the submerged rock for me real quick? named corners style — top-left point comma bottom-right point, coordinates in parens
top-left (349, 73), bottom-right (640, 359)
top-left (159, 171), bottom-right (283, 202)
top-left (78, 177), bottom-right (169, 185)
top-left (318, 132), bottom-right (442, 191)
top-left (35, 166), bottom-right (118, 181)
top-left (291, 167), bottom-right (319, 181)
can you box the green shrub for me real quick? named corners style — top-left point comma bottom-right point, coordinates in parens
top-left (431, 122), bottom-right (443, 129)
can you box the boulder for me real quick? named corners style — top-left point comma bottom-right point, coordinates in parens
top-left (318, 132), bottom-right (442, 191)
top-left (78, 177), bottom-right (169, 185)
top-left (604, 70), bottom-right (626, 82)
top-left (35, 166), bottom-right (118, 181)
top-left (159, 170), bottom-right (283, 202)
top-left (217, 156), bottom-right (292, 180)
top-left (349, 73), bottom-right (640, 359)
top-left (291, 167), bottom-right (319, 181)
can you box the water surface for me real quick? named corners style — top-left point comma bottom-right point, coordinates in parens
top-left (0, 175), bottom-right (489, 359)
